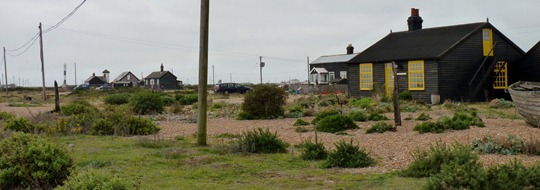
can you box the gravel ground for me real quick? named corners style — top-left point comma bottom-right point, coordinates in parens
top-left (157, 112), bottom-right (540, 173)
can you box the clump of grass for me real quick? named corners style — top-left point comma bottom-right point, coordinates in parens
top-left (315, 114), bottom-right (358, 133)
top-left (295, 126), bottom-right (308, 133)
top-left (347, 110), bottom-right (367, 122)
top-left (216, 133), bottom-right (240, 139)
top-left (366, 122), bottom-right (397, 134)
top-left (413, 112), bottom-right (484, 133)
top-left (415, 112), bottom-right (431, 121)
top-left (293, 118), bottom-right (310, 126)
top-left (367, 112), bottom-right (388, 121)
top-left (472, 135), bottom-right (525, 155)
top-left (311, 110), bottom-right (340, 125)
top-left (299, 139), bottom-right (328, 161)
top-left (232, 128), bottom-right (289, 154)
top-left (323, 140), bottom-right (374, 168)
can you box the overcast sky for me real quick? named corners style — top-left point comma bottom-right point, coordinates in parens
top-left (1, 0), bottom-right (540, 86)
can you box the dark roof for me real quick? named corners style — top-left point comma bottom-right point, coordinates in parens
top-left (145, 71), bottom-right (176, 79)
top-left (351, 22), bottom-right (492, 63)
top-left (84, 76), bottom-right (106, 83)
top-left (112, 71), bottom-right (139, 83)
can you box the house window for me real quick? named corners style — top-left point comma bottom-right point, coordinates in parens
top-left (127, 75), bottom-right (131, 81)
top-left (340, 71), bottom-right (347, 79)
top-left (150, 79), bottom-right (154, 85)
top-left (408, 60), bottom-right (425, 90)
top-left (329, 72), bottom-right (335, 81)
top-left (157, 79), bottom-right (160, 85)
top-left (359, 63), bottom-right (373, 90)
top-left (483, 28), bottom-right (493, 56)
top-left (145, 80), bottom-right (148, 85)
top-left (493, 61), bottom-right (508, 89)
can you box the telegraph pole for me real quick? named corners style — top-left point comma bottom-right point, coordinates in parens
top-left (3, 47), bottom-right (7, 94)
top-left (196, 0), bottom-right (210, 146)
top-left (307, 56), bottom-right (310, 92)
top-left (212, 65), bottom-right (215, 86)
top-left (74, 62), bottom-right (77, 85)
top-left (392, 61), bottom-right (401, 126)
top-left (39, 23), bottom-right (46, 100)
top-left (259, 56), bottom-right (264, 84)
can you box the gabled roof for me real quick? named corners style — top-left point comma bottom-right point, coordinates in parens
top-left (84, 76), bottom-right (106, 83)
top-left (311, 53), bottom-right (359, 64)
top-left (310, 67), bottom-right (328, 74)
top-left (350, 22), bottom-right (523, 63)
top-left (112, 71), bottom-right (139, 83)
top-left (146, 71), bottom-right (176, 79)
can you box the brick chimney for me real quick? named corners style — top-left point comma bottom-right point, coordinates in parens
top-left (160, 63), bottom-right (164, 72)
top-left (407, 8), bottom-right (423, 31)
top-left (346, 44), bottom-right (354, 54)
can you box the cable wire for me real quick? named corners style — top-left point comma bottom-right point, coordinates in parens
top-left (43, 0), bottom-right (87, 33)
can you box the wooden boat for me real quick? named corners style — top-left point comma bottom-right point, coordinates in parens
top-left (508, 81), bottom-right (540, 127)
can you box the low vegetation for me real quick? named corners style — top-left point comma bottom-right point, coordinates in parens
top-left (239, 84), bottom-right (288, 120)
top-left (323, 140), bottom-right (375, 168)
top-left (413, 112), bottom-right (484, 133)
top-left (366, 122), bottom-right (397, 134)
top-left (315, 114), bottom-right (358, 133)
top-left (299, 139), bottom-right (328, 161)
top-left (231, 128), bottom-right (288, 153)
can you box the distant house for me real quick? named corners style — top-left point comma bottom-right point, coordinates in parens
top-left (144, 64), bottom-right (177, 90)
top-left (310, 44), bottom-right (357, 85)
top-left (347, 8), bottom-right (524, 102)
top-left (85, 69), bottom-right (110, 87)
top-left (519, 41), bottom-right (540, 82)
top-left (111, 71), bottom-right (140, 88)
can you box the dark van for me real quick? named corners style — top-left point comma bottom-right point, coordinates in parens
top-left (214, 83), bottom-right (251, 94)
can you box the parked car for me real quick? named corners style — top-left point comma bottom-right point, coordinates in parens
top-left (95, 84), bottom-right (111, 90)
top-left (214, 83), bottom-right (251, 94)
top-left (74, 84), bottom-right (90, 90)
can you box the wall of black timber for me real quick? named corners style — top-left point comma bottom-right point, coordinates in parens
top-left (438, 29), bottom-right (523, 101)
top-left (519, 43), bottom-right (540, 82)
top-left (310, 63), bottom-right (348, 79)
top-left (145, 73), bottom-right (177, 90)
top-left (88, 77), bottom-right (106, 87)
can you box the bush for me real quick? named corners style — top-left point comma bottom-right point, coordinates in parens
top-left (176, 94), bottom-right (198, 105)
top-left (62, 100), bottom-right (97, 116)
top-left (293, 118), bottom-right (310, 126)
top-left (90, 118), bottom-right (114, 135)
top-left (413, 121), bottom-right (445, 134)
top-left (348, 97), bottom-right (374, 109)
top-left (472, 135), bottom-right (524, 155)
top-left (57, 170), bottom-right (131, 190)
top-left (415, 112), bottom-right (431, 121)
top-left (232, 128), bottom-right (288, 153)
top-left (299, 139), bottom-right (328, 160)
top-left (425, 154), bottom-right (487, 190)
top-left (323, 140), bottom-right (374, 168)
top-left (0, 112), bottom-right (15, 121)
top-left (0, 133), bottom-right (73, 189)
top-left (3, 117), bottom-right (34, 133)
top-left (315, 114), bottom-right (358, 133)
top-left (367, 112), bottom-right (388, 121)
top-left (240, 85), bottom-right (288, 119)
top-left (130, 91), bottom-right (165, 114)
top-left (161, 94), bottom-right (176, 106)
top-left (401, 143), bottom-right (477, 178)
top-left (398, 91), bottom-right (413, 100)
top-left (366, 122), bottom-right (397, 134)
top-left (125, 116), bottom-right (159, 135)
top-left (103, 93), bottom-right (130, 105)
top-left (347, 110), bottom-right (367, 122)
top-left (311, 110), bottom-right (340, 125)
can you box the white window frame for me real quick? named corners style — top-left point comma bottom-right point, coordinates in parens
top-left (340, 71), bottom-right (347, 79)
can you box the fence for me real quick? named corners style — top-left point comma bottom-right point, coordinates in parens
top-left (287, 84), bottom-right (348, 95)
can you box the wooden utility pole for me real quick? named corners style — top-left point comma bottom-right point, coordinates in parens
top-left (39, 23), bottom-right (46, 100)
top-left (196, 0), bottom-right (210, 146)
top-left (307, 56), bottom-right (310, 92)
top-left (212, 65), bottom-right (215, 86)
top-left (74, 62), bottom-right (77, 85)
top-left (3, 47), bottom-right (7, 95)
top-left (259, 56), bottom-right (264, 84)
top-left (392, 61), bottom-right (401, 126)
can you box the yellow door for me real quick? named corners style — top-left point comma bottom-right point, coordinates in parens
top-left (385, 63), bottom-right (394, 98)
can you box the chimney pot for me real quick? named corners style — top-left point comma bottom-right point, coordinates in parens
top-left (407, 8), bottom-right (423, 31)
top-left (160, 64), bottom-right (164, 72)
top-left (346, 44), bottom-right (354, 54)
top-left (411, 8), bottom-right (419, 17)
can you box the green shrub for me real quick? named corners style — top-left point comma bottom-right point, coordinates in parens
top-left (126, 116), bottom-right (160, 135)
top-left (293, 118), bottom-right (310, 126)
top-left (425, 154), bottom-right (487, 190)
top-left (3, 117), bottom-right (34, 133)
top-left (315, 114), bottom-right (358, 133)
top-left (413, 121), bottom-right (445, 134)
top-left (472, 135), bottom-right (524, 155)
top-left (373, 102), bottom-right (393, 113)
top-left (90, 118), bottom-right (114, 135)
top-left (103, 93), bottom-right (130, 105)
top-left (367, 112), bottom-right (388, 121)
top-left (347, 110), bottom-right (367, 122)
top-left (62, 100), bottom-right (97, 116)
top-left (401, 143), bottom-right (476, 178)
top-left (57, 170), bottom-right (131, 190)
top-left (299, 139), bottom-right (328, 160)
top-left (176, 94), bottom-right (198, 105)
top-left (311, 110), bottom-right (340, 125)
top-left (489, 98), bottom-right (514, 109)
top-left (323, 140), bottom-right (374, 168)
top-left (348, 97), bottom-right (374, 109)
top-left (295, 126), bottom-right (308, 133)
top-left (161, 94), bottom-right (176, 106)
top-left (398, 91), bottom-right (413, 100)
top-left (415, 112), bottom-right (431, 121)
top-left (0, 112), bottom-right (15, 121)
top-left (130, 91), bottom-right (165, 114)
top-left (485, 160), bottom-right (531, 190)
top-left (232, 128), bottom-right (288, 153)
top-left (366, 122), bottom-right (396, 134)
top-left (67, 112), bottom-right (97, 133)
top-left (0, 133), bottom-right (73, 189)
top-left (240, 85), bottom-right (288, 119)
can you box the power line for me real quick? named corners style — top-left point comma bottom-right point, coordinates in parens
top-left (43, 0), bottom-right (87, 34)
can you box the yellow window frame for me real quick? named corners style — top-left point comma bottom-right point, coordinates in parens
top-left (493, 61), bottom-right (508, 89)
top-left (359, 63), bottom-right (373, 90)
top-left (408, 60), bottom-right (425, 90)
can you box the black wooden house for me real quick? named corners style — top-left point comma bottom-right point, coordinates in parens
top-left (347, 8), bottom-right (524, 102)
top-left (310, 44), bottom-right (357, 85)
top-left (144, 64), bottom-right (178, 90)
top-left (519, 41), bottom-right (540, 82)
